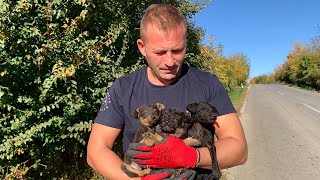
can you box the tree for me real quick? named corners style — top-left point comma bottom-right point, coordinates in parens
top-left (0, 0), bottom-right (209, 178)
top-left (228, 53), bottom-right (250, 86)
top-left (273, 34), bottom-right (320, 90)
top-left (296, 54), bottom-right (320, 90)
top-left (200, 39), bottom-right (250, 91)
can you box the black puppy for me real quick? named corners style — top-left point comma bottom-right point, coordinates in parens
top-left (186, 102), bottom-right (221, 180)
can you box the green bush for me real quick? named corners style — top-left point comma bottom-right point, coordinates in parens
top-left (296, 54), bottom-right (320, 90)
top-left (0, 0), bottom-right (208, 178)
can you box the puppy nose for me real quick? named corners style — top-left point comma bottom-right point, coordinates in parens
top-left (153, 114), bottom-right (158, 118)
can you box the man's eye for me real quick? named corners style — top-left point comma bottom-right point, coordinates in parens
top-left (155, 52), bottom-right (166, 55)
top-left (172, 49), bottom-right (183, 54)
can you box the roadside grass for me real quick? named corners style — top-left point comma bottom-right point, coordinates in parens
top-left (219, 85), bottom-right (249, 180)
top-left (286, 83), bottom-right (319, 93)
top-left (229, 85), bottom-right (249, 113)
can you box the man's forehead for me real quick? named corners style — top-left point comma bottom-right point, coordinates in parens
top-left (145, 22), bottom-right (186, 33)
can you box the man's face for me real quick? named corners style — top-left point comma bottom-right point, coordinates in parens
top-left (137, 24), bottom-right (187, 86)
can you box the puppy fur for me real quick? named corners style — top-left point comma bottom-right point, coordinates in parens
top-left (186, 102), bottom-right (221, 180)
top-left (121, 102), bottom-right (221, 179)
top-left (121, 103), bottom-right (165, 177)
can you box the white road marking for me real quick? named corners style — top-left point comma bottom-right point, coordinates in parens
top-left (277, 92), bottom-right (285, 95)
top-left (302, 103), bottom-right (320, 114)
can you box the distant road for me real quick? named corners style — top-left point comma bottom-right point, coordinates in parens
top-left (226, 84), bottom-right (320, 180)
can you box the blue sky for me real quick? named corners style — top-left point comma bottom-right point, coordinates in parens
top-left (194, 0), bottom-right (320, 79)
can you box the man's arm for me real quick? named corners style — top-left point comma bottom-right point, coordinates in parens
top-left (197, 112), bottom-right (248, 169)
top-left (87, 123), bottom-right (140, 180)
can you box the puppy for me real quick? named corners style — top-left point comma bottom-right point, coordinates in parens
top-left (156, 107), bottom-right (192, 141)
top-left (121, 103), bottom-right (165, 178)
top-left (186, 102), bottom-right (221, 180)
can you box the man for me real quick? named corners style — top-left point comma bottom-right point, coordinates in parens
top-left (87, 4), bottom-right (247, 180)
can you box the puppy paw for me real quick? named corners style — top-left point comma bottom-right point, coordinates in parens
top-left (140, 132), bottom-right (157, 146)
top-left (141, 138), bottom-right (156, 147)
top-left (121, 162), bottom-right (151, 177)
top-left (183, 137), bottom-right (201, 146)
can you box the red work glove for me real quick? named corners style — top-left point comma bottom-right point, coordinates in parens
top-left (126, 135), bottom-right (198, 169)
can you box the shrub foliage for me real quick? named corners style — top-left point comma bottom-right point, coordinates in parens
top-left (0, 0), bottom-right (208, 178)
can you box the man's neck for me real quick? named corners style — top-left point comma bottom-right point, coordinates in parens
top-left (146, 67), bottom-right (180, 86)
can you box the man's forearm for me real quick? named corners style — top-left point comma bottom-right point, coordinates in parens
top-left (214, 137), bottom-right (248, 169)
top-left (197, 137), bottom-right (247, 170)
top-left (197, 147), bottom-right (213, 169)
top-left (211, 113), bottom-right (248, 170)
top-left (87, 148), bottom-right (138, 180)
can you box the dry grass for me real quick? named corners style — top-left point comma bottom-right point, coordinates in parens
top-left (220, 171), bottom-right (229, 180)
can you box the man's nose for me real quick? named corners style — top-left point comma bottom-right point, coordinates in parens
top-left (164, 52), bottom-right (175, 67)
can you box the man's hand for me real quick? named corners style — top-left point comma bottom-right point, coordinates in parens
top-left (141, 169), bottom-right (174, 180)
top-left (164, 170), bottom-right (196, 180)
top-left (126, 135), bottom-right (198, 169)
top-left (141, 169), bottom-right (196, 180)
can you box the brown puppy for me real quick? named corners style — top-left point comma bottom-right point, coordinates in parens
top-left (121, 103), bottom-right (165, 178)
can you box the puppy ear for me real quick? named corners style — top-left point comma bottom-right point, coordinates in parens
top-left (156, 103), bottom-right (165, 111)
top-left (132, 108), bottom-right (139, 119)
top-left (211, 105), bottom-right (219, 116)
top-left (186, 102), bottom-right (198, 114)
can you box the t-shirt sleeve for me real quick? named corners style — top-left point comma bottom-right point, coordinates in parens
top-left (209, 75), bottom-right (236, 116)
top-left (94, 79), bottom-right (125, 129)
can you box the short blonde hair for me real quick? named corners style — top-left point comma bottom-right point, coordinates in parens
top-left (140, 4), bottom-right (187, 40)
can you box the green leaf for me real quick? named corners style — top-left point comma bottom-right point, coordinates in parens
top-left (41, 106), bottom-right (46, 112)
top-left (53, 0), bottom-right (62, 5)
top-left (46, 106), bottom-right (51, 112)
top-left (80, 10), bottom-right (88, 20)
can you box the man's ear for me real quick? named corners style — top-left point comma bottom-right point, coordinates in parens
top-left (137, 39), bottom-right (146, 57)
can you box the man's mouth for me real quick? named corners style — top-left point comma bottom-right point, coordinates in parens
top-left (161, 68), bottom-right (175, 73)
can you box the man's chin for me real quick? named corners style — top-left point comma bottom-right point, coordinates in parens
top-left (161, 72), bottom-right (176, 78)
top-left (160, 74), bottom-right (178, 82)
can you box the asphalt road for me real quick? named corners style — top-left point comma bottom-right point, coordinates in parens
top-left (226, 84), bottom-right (320, 180)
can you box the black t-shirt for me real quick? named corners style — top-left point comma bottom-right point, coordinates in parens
top-left (95, 64), bottom-right (235, 152)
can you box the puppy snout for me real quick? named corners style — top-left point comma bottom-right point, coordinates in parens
top-left (161, 125), bottom-right (174, 132)
top-left (151, 115), bottom-right (157, 119)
